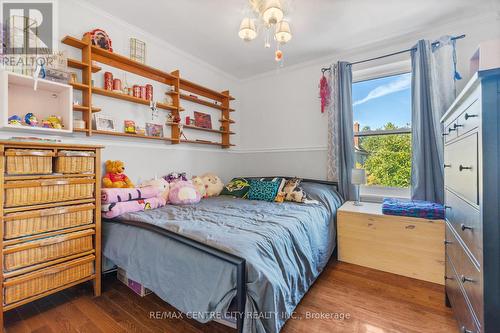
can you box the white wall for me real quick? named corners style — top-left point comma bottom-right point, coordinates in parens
top-left (237, 13), bottom-right (500, 179)
top-left (2, 3), bottom-right (499, 183)
top-left (0, 0), bottom-right (241, 184)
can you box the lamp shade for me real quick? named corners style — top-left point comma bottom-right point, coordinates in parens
top-left (351, 168), bottom-right (366, 185)
top-left (275, 20), bottom-right (292, 44)
top-left (238, 18), bottom-right (257, 41)
top-left (262, 0), bottom-right (283, 25)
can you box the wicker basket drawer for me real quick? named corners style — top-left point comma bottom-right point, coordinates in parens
top-left (3, 203), bottom-right (95, 240)
top-left (5, 149), bottom-right (55, 175)
top-left (3, 229), bottom-right (94, 272)
top-left (3, 255), bottom-right (94, 306)
top-left (4, 178), bottom-right (95, 208)
top-left (55, 151), bottom-right (95, 174)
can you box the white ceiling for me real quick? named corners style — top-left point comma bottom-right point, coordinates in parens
top-left (84, 0), bottom-right (498, 79)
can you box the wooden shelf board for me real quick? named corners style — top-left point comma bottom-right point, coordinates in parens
top-left (219, 119), bottom-right (235, 124)
top-left (91, 46), bottom-right (175, 85)
top-left (92, 87), bottom-right (177, 111)
top-left (180, 78), bottom-right (234, 101)
top-left (67, 59), bottom-right (101, 73)
top-left (180, 139), bottom-right (223, 147)
top-left (166, 91), bottom-right (179, 95)
top-left (62, 36), bottom-right (88, 49)
top-left (93, 129), bottom-right (172, 141)
top-left (182, 124), bottom-right (234, 134)
top-left (73, 128), bottom-right (89, 133)
top-left (73, 105), bottom-right (101, 113)
top-left (70, 82), bottom-right (89, 91)
top-left (180, 93), bottom-right (225, 110)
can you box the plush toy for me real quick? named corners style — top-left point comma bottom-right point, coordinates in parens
top-left (191, 176), bottom-right (207, 198)
top-left (139, 177), bottom-right (170, 201)
top-left (24, 113), bottom-right (38, 126)
top-left (163, 172), bottom-right (188, 184)
top-left (46, 115), bottom-right (63, 129)
top-left (8, 115), bottom-right (22, 126)
top-left (168, 180), bottom-right (201, 205)
top-left (200, 173), bottom-right (224, 197)
top-left (102, 160), bottom-right (134, 188)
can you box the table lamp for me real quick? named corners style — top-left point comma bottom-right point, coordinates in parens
top-left (351, 168), bottom-right (366, 206)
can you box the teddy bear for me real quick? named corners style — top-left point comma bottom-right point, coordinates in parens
top-left (139, 177), bottom-right (170, 201)
top-left (102, 160), bottom-right (134, 188)
top-left (191, 176), bottom-right (207, 198)
top-left (200, 172), bottom-right (224, 197)
top-left (168, 180), bottom-right (201, 205)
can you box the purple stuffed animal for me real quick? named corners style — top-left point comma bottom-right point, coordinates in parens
top-left (163, 172), bottom-right (188, 183)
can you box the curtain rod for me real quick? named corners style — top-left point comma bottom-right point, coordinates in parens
top-left (321, 34), bottom-right (466, 73)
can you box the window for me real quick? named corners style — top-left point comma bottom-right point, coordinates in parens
top-left (352, 72), bottom-right (411, 197)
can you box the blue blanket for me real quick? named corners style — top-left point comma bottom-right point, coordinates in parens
top-left (102, 182), bottom-right (342, 333)
top-left (382, 198), bottom-right (445, 219)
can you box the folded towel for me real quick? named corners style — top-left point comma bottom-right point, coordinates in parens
top-left (102, 196), bottom-right (166, 219)
top-left (101, 186), bottom-right (159, 204)
top-left (382, 198), bottom-right (445, 220)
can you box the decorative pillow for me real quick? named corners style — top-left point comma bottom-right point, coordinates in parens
top-left (282, 177), bottom-right (316, 203)
top-left (247, 179), bottom-right (281, 202)
top-left (220, 177), bottom-right (251, 198)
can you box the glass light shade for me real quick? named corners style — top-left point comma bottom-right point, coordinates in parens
top-left (351, 168), bottom-right (366, 185)
top-left (238, 18), bottom-right (257, 41)
top-left (262, 0), bottom-right (283, 25)
top-left (275, 20), bottom-right (292, 44)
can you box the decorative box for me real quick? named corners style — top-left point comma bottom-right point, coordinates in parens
top-left (117, 268), bottom-right (152, 297)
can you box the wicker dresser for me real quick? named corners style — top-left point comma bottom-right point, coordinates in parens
top-left (441, 69), bottom-right (500, 333)
top-left (0, 140), bottom-right (103, 327)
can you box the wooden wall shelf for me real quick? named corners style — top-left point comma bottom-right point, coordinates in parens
top-left (92, 87), bottom-right (177, 111)
top-left (62, 34), bottom-right (235, 149)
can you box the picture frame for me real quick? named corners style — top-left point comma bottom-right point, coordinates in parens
top-left (146, 123), bottom-right (164, 137)
top-left (95, 115), bottom-right (116, 132)
top-left (124, 120), bottom-right (136, 134)
top-left (194, 111), bottom-right (212, 129)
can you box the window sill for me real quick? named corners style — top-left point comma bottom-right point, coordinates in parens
top-left (360, 185), bottom-right (410, 203)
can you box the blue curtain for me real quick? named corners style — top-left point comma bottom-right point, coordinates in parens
top-left (411, 37), bottom-right (457, 203)
top-left (335, 61), bottom-right (355, 200)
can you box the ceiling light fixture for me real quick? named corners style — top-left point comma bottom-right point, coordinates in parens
top-left (239, 0), bottom-right (292, 65)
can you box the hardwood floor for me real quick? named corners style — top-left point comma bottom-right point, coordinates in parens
top-left (4, 261), bottom-right (458, 333)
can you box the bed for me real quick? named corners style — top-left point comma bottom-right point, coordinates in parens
top-left (102, 179), bottom-right (343, 333)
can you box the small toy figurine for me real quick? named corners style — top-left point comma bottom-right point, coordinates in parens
top-left (46, 115), bottom-right (63, 129)
top-left (42, 120), bottom-right (51, 128)
top-left (8, 115), bottom-right (22, 126)
top-left (24, 113), bottom-right (38, 126)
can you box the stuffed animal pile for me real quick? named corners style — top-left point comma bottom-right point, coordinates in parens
top-left (101, 161), bottom-right (225, 218)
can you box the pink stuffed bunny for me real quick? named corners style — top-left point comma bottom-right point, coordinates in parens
top-left (168, 181), bottom-right (201, 205)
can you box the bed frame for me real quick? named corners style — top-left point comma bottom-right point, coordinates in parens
top-left (104, 178), bottom-right (339, 333)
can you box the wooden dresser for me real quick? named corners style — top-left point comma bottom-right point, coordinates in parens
top-left (441, 69), bottom-right (500, 333)
top-left (0, 140), bottom-right (103, 328)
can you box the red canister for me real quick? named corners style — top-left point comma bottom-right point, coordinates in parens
top-left (140, 86), bottom-right (147, 100)
top-left (104, 72), bottom-right (113, 90)
top-left (133, 85), bottom-right (141, 98)
top-left (145, 84), bottom-right (153, 101)
top-left (113, 78), bottom-right (122, 92)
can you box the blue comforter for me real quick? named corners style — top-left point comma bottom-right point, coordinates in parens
top-left (102, 182), bottom-right (342, 333)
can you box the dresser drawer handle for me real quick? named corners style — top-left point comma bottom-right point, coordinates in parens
top-left (461, 327), bottom-right (474, 333)
top-left (448, 127), bottom-right (456, 132)
top-left (464, 113), bottom-right (478, 120)
top-left (460, 275), bottom-right (474, 284)
top-left (459, 165), bottom-right (472, 171)
top-left (443, 164), bottom-right (451, 168)
top-left (444, 275), bottom-right (453, 280)
top-left (461, 223), bottom-right (473, 231)
top-left (444, 205), bottom-right (452, 210)
top-left (444, 240), bottom-right (452, 245)
top-left (454, 123), bottom-right (463, 129)
top-left (442, 132), bottom-right (449, 137)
